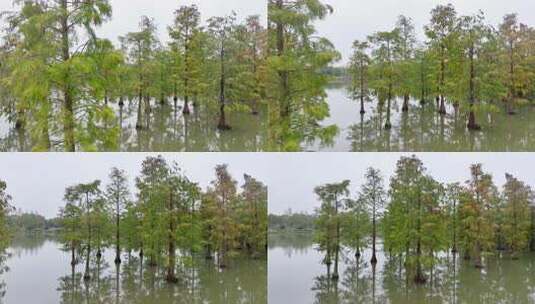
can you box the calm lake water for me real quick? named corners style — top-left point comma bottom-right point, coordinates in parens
top-left (305, 86), bottom-right (535, 152)
top-left (0, 235), bottom-right (266, 304)
top-left (0, 99), bottom-right (267, 152)
top-left (268, 232), bottom-right (535, 304)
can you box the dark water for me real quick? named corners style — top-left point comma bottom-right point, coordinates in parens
top-left (0, 99), bottom-right (267, 152)
top-left (305, 87), bottom-right (535, 152)
top-left (0, 235), bottom-right (266, 304)
top-left (268, 232), bottom-right (535, 304)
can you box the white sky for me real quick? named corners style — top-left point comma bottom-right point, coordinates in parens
top-left (0, 153), bottom-right (273, 218)
top-left (0, 0), bottom-right (267, 46)
top-left (316, 0), bottom-right (535, 65)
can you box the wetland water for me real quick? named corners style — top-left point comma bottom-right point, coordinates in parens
top-left (0, 100), bottom-right (267, 152)
top-left (305, 86), bottom-right (535, 152)
top-left (0, 235), bottom-right (266, 304)
top-left (268, 232), bottom-right (535, 304)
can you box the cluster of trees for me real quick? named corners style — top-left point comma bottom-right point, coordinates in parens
top-left (314, 156), bottom-right (535, 285)
top-left (348, 4), bottom-right (535, 130)
top-left (267, 0), bottom-right (340, 151)
top-left (0, 180), bottom-right (12, 251)
top-left (268, 210), bottom-right (316, 231)
top-left (0, 1), bottom-right (267, 151)
top-left (6, 212), bottom-right (61, 233)
top-left (57, 156), bottom-right (267, 284)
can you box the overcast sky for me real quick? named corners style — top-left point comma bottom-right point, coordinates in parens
top-left (0, 0), bottom-right (266, 46)
top-left (0, 153), bottom-right (273, 218)
top-left (315, 0), bottom-right (535, 65)
top-left (268, 153), bottom-right (535, 215)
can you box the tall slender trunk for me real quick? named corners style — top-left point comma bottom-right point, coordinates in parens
top-left (217, 44), bottom-right (230, 130)
top-left (183, 36), bottom-right (191, 115)
top-left (467, 46), bottom-right (480, 130)
top-left (507, 40), bottom-right (515, 115)
top-left (360, 57), bottom-right (365, 114)
top-left (371, 196), bottom-right (377, 265)
top-left (166, 190), bottom-right (178, 282)
top-left (415, 194), bottom-right (425, 284)
top-left (60, 0), bottom-right (75, 151)
top-left (332, 194), bottom-right (340, 280)
top-left (438, 45), bottom-right (447, 115)
top-left (276, 0), bottom-right (290, 119)
top-left (114, 197), bottom-right (121, 265)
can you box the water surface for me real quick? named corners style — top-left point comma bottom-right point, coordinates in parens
top-left (305, 86), bottom-right (535, 152)
top-left (0, 235), bottom-right (266, 304)
top-left (268, 232), bottom-right (535, 304)
top-left (0, 100), bottom-right (267, 152)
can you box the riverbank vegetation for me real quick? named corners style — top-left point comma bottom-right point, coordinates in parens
top-left (0, 1), bottom-right (267, 151)
top-left (313, 155), bottom-right (535, 285)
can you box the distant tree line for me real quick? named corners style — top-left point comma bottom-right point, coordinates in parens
top-left (314, 155), bottom-right (535, 284)
top-left (0, 1), bottom-right (267, 151)
top-left (269, 211), bottom-right (316, 231)
top-left (7, 212), bottom-right (61, 233)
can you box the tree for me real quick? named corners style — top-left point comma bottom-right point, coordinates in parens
top-left (208, 13), bottom-right (237, 130)
top-left (460, 164), bottom-right (498, 268)
top-left (314, 180), bottom-right (350, 280)
top-left (267, 0), bottom-right (340, 150)
top-left (358, 168), bottom-right (386, 265)
top-left (502, 173), bottom-right (533, 258)
top-left (120, 16), bottom-right (160, 130)
top-left (65, 180), bottom-right (103, 280)
top-left (239, 174), bottom-right (268, 257)
top-left (349, 40), bottom-right (371, 114)
top-left (395, 15), bottom-right (417, 113)
top-left (204, 164), bottom-right (239, 268)
top-left (459, 12), bottom-right (488, 130)
top-left (425, 4), bottom-right (459, 115)
top-left (105, 167), bottom-right (130, 265)
top-left (384, 156), bottom-right (446, 284)
top-left (341, 198), bottom-right (370, 259)
top-left (368, 29), bottom-right (400, 129)
top-left (168, 5), bottom-right (202, 115)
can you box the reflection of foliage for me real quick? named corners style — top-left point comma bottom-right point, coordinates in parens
top-left (345, 97), bottom-right (535, 152)
top-left (54, 252), bottom-right (266, 304)
top-left (0, 251), bottom-right (9, 304)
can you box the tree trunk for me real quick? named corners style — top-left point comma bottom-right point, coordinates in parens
top-left (276, 0), bottom-right (290, 119)
top-left (217, 45), bottom-right (230, 130)
top-left (467, 46), bottom-right (480, 130)
top-left (402, 94), bottom-right (409, 112)
top-left (60, 0), bottom-right (75, 152)
top-left (166, 190), bottom-right (178, 283)
top-left (114, 199), bottom-right (121, 265)
top-left (371, 201), bottom-right (377, 265)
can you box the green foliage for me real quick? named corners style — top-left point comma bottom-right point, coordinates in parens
top-left (267, 0), bottom-right (341, 151)
top-left (0, 180), bottom-right (13, 250)
top-left (0, 2), bottom-right (268, 151)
